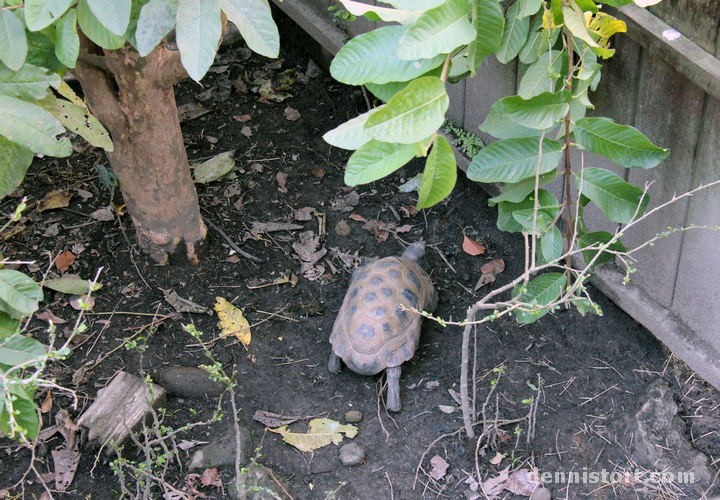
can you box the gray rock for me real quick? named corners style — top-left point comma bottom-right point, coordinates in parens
top-left (228, 463), bottom-right (285, 500)
top-left (610, 379), bottom-right (714, 496)
top-left (344, 410), bottom-right (363, 423)
top-left (152, 366), bottom-right (225, 399)
top-left (530, 487), bottom-right (552, 500)
top-left (335, 220), bottom-right (351, 237)
top-left (188, 424), bottom-right (252, 470)
top-left (339, 443), bottom-right (365, 466)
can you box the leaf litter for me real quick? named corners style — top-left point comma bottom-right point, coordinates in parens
top-left (269, 418), bottom-right (357, 452)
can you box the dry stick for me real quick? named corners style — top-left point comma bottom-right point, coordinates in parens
top-left (375, 376), bottom-right (391, 440)
top-left (201, 215), bottom-right (263, 263)
top-left (113, 209), bottom-right (151, 290)
top-left (412, 429), bottom-right (462, 489)
top-left (427, 243), bottom-right (457, 273)
top-left (385, 472), bottom-right (395, 500)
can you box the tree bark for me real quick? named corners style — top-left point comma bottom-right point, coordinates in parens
top-left (71, 35), bottom-right (205, 265)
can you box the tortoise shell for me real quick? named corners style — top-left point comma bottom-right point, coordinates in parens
top-left (329, 244), bottom-right (437, 376)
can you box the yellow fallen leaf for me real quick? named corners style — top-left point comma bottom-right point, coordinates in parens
top-left (215, 297), bottom-right (251, 347)
top-left (37, 190), bottom-right (73, 212)
top-left (269, 418), bottom-right (358, 452)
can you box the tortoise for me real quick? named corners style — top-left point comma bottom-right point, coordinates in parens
top-left (328, 241), bottom-right (437, 412)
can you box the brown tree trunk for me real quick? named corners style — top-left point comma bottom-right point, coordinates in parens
top-left (71, 35), bottom-right (205, 265)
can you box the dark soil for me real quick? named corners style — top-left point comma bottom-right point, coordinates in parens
top-left (1, 13), bottom-right (719, 500)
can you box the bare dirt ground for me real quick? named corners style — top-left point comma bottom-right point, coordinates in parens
top-left (1, 13), bottom-right (719, 500)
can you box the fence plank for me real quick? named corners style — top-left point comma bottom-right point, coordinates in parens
top-left (648, 0), bottom-right (720, 53)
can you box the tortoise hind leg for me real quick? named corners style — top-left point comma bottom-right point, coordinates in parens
top-left (385, 366), bottom-right (402, 412)
top-left (328, 350), bottom-right (342, 374)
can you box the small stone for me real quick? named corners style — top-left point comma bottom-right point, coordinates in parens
top-left (344, 410), bottom-right (363, 423)
top-left (530, 487), bottom-right (552, 500)
top-left (189, 424), bottom-right (252, 470)
top-left (153, 366), bottom-right (225, 399)
top-left (335, 220), bottom-right (351, 237)
top-left (339, 443), bottom-right (365, 466)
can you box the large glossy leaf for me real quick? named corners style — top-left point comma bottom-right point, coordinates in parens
top-left (87, 0), bottom-right (131, 36)
top-left (496, 1), bottom-right (529, 64)
top-left (563, 5), bottom-right (598, 48)
top-left (0, 334), bottom-right (46, 367)
top-left (364, 76), bottom-right (448, 144)
top-left (39, 96), bottom-right (113, 151)
top-left (25, 30), bottom-right (64, 72)
top-left (512, 208), bottom-right (552, 235)
top-left (0, 270), bottom-right (43, 319)
top-left (0, 96), bottom-right (71, 157)
top-left (519, 14), bottom-right (559, 64)
top-left (54, 8), bottom-right (79, 67)
top-left (417, 134), bottom-right (456, 208)
top-left (24, 0), bottom-right (74, 31)
top-left (0, 10), bottom-right (27, 71)
top-left (517, 0), bottom-right (542, 19)
top-left (512, 273), bottom-right (566, 323)
top-left (518, 50), bottom-right (563, 98)
top-left (466, 137), bottom-right (562, 183)
top-left (331, 26), bottom-right (444, 85)
top-left (541, 225), bottom-right (562, 263)
top-left (0, 387), bottom-right (39, 440)
top-left (385, 0), bottom-right (445, 9)
top-left (577, 167), bottom-right (649, 223)
top-left (578, 231), bottom-right (626, 269)
top-left (496, 90), bottom-right (571, 130)
top-left (574, 117), bottom-right (669, 169)
top-left (497, 189), bottom-right (558, 233)
top-left (0, 63), bottom-right (59, 100)
top-left (467, 0), bottom-right (504, 72)
top-left (323, 105), bottom-right (384, 150)
top-left (177, 0), bottom-right (222, 81)
top-left (136, 0), bottom-right (178, 57)
top-left (77, 0), bottom-right (126, 50)
top-left (397, 0), bottom-right (476, 60)
top-left (0, 312), bottom-right (20, 340)
top-left (365, 65), bottom-right (444, 102)
top-left (220, 0), bottom-right (279, 59)
top-left (345, 140), bottom-right (418, 185)
top-left (0, 136), bottom-right (33, 199)
top-left (338, 0), bottom-right (421, 24)
top-left (487, 169), bottom-right (557, 206)
top-left (480, 99), bottom-right (548, 140)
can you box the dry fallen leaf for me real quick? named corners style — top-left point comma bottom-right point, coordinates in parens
top-left (36, 310), bottom-right (67, 325)
top-left (252, 410), bottom-right (302, 428)
top-left (215, 297), bottom-right (251, 347)
top-left (200, 468), bottom-right (222, 488)
top-left (481, 258), bottom-right (506, 275)
top-left (241, 126), bottom-right (252, 138)
top-left (277, 172), bottom-right (288, 193)
top-left (249, 163), bottom-right (264, 173)
top-left (251, 221), bottom-right (304, 234)
top-left (482, 467), bottom-right (510, 496)
top-left (90, 207), bottom-right (114, 221)
top-left (178, 102), bottom-right (211, 122)
top-left (489, 451), bottom-right (503, 465)
top-left (284, 106), bottom-right (301, 121)
top-left (69, 294), bottom-right (95, 311)
top-left (226, 254), bottom-right (241, 263)
top-left (429, 455), bottom-right (449, 481)
top-left (294, 207), bottom-right (314, 221)
top-left (312, 169), bottom-right (325, 178)
top-left (41, 390), bottom-right (53, 414)
top-left (55, 250), bottom-right (75, 273)
top-left (163, 289), bottom-right (208, 314)
top-left (233, 114), bottom-right (251, 122)
top-left (177, 439), bottom-right (209, 451)
top-left (504, 468), bottom-right (538, 496)
top-left (462, 235), bottom-right (485, 256)
top-left (349, 213), bottom-right (366, 222)
top-left (38, 190), bottom-right (73, 213)
top-left (52, 447), bottom-right (80, 492)
top-left (269, 418), bottom-right (357, 452)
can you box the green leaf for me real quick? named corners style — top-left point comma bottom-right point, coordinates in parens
top-left (193, 150), bottom-right (235, 183)
top-left (495, 90), bottom-right (571, 130)
top-left (467, 0), bottom-right (504, 72)
top-left (124, 0), bottom-right (151, 50)
top-left (518, 49), bottom-right (564, 98)
top-left (574, 117), bottom-right (669, 169)
top-left (512, 273), bottom-right (566, 323)
top-left (323, 105), bottom-right (384, 150)
top-left (480, 99), bottom-right (549, 139)
top-left (397, 0), bottom-right (476, 60)
top-left (365, 65), bottom-right (444, 102)
top-left (54, 8), bottom-right (79, 67)
top-left (0, 388), bottom-right (40, 440)
top-left (541, 225), bottom-right (562, 262)
top-left (0, 312), bottom-right (20, 340)
top-left (136, 0), bottom-right (178, 57)
top-left (38, 96), bottom-right (113, 151)
top-left (488, 169), bottom-right (557, 206)
top-left (516, 0), bottom-right (542, 19)
top-left (384, 0), bottom-right (445, 9)
top-left (602, 0), bottom-right (633, 6)
top-left (0, 270), bottom-right (43, 319)
top-left (0, 95), bottom-right (71, 157)
top-left (177, 0), bottom-right (222, 81)
top-left (0, 333), bottom-right (46, 367)
top-left (0, 10), bottom-right (27, 71)
top-left (345, 140), bottom-right (418, 185)
top-left (578, 231), bottom-right (626, 269)
top-left (0, 63), bottom-right (60, 100)
top-left (577, 167), bottom-right (649, 223)
top-left (466, 137), bottom-right (562, 183)
top-left (512, 208), bottom-right (551, 235)
top-left (519, 14), bottom-right (559, 64)
top-left (364, 76), bottom-right (448, 144)
top-left (0, 135), bottom-right (33, 199)
top-left (87, 0), bottom-right (131, 36)
top-left (25, 30), bottom-right (64, 72)
top-left (77, 0), bottom-right (126, 49)
top-left (417, 134), bottom-right (456, 208)
top-left (330, 26), bottom-right (444, 85)
top-left (563, 4), bottom-right (598, 48)
top-left (497, 189), bottom-right (558, 233)
top-left (338, 0), bottom-right (421, 25)
top-left (43, 278), bottom-right (103, 294)
top-left (496, 1), bottom-right (529, 64)
top-left (220, 0), bottom-right (279, 58)
top-left (24, 0), bottom-right (74, 31)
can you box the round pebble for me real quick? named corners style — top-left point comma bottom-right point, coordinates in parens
top-left (530, 487), bottom-right (552, 500)
top-left (345, 410), bottom-right (363, 423)
top-left (339, 443), bottom-right (365, 466)
top-left (335, 220), bottom-right (351, 237)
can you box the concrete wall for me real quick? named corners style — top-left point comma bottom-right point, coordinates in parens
top-left (272, 0), bottom-right (720, 389)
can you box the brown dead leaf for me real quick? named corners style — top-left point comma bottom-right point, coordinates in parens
top-left (395, 224), bottom-right (412, 233)
top-left (284, 106), bottom-right (301, 121)
top-left (349, 213), bottom-right (367, 222)
top-left (55, 250), bottom-right (75, 273)
top-left (362, 220), bottom-right (390, 242)
top-left (36, 310), bottom-right (67, 325)
top-left (504, 468), bottom-right (538, 496)
top-left (294, 207), bottom-right (314, 221)
top-left (200, 468), bottom-right (222, 488)
top-left (38, 190), bottom-right (73, 213)
top-left (226, 255), bottom-right (241, 263)
top-left (41, 390), bottom-right (53, 413)
top-left (462, 235), bottom-right (485, 256)
top-left (69, 294), bottom-right (95, 311)
top-left (90, 206), bottom-right (114, 221)
top-left (312, 169), bottom-right (325, 178)
top-left (76, 189), bottom-right (93, 200)
top-left (482, 467), bottom-right (510, 496)
top-left (481, 258), bottom-right (506, 275)
top-left (331, 190), bottom-right (360, 212)
top-left (52, 447), bottom-right (81, 492)
top-left (429, 455), bottom-right (449, 481)
top-left (474, 273), bottom-right (496, 291)
top-left (241, 126), bottom-right (252, 138)
top-left (233, 114), bottom-right (252, 122)
top-left (232, 79), bottom-right (248, 94)
top-left (253, 410), bottom-right (301, 428)
top-left (277, 172), bottom-right (288, 193)
top-left (249, 163), bottom-right (264, 173)
top-left (489, 451), bottom-right (503, 465)
top-left (178, 102), bottom-right (211, 122)
top-left (401, 205), bottom-right (419, 217)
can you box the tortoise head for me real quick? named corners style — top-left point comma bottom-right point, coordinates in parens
top-left (402, 241), bottom-right (426, 262)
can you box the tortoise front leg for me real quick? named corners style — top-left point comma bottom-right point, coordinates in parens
top-left (328, 350), bottom-right (342, 374)
top-left (385, 366), bottom-right (402, 412)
